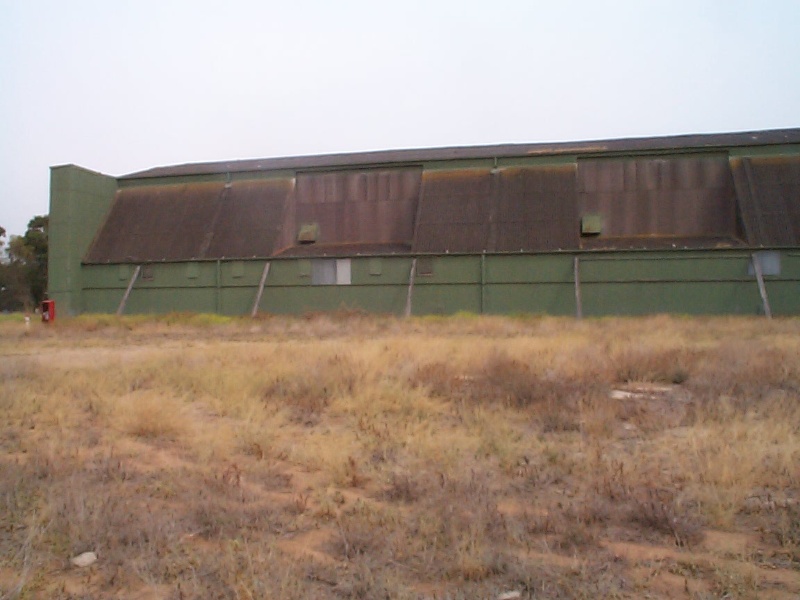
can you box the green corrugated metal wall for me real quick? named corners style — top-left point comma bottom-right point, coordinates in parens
top-left (48, 165), bottom-right (118, 315)
top-left (79, 250), bottom-right (800, 317)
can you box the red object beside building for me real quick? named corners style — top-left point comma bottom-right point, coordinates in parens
top-left (41, 300), bottom-right (55, 323)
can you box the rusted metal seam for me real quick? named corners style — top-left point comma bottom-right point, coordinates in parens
top-left (487, 159), bottom-right (499, 252)
top-left (196, 186), bottom-right (229, 259)
top-left (743, 158), bottom-right (765, 245)
top-left (409, 175), bottom-right (426, 252)
top-left (730, 158), bottom-right (756, 246)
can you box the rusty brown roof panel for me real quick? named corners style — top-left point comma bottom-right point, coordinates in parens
top-left (731, 156), bottom-right (800, 246)
top-left (413, 169), bottom-right (493, 253)
top-left (747, 155), bottom-right (800, 245)
top-left (84, 179), bottom-right (292, 263)
top-left (577, 154), bottom-right (741, 247)
top-left (84, 183), bottom-right (225, 263)
top-left (415, 166), bottom-right (581, 253)
top-left (494, 165), bottom-right (579, 251)
top-left (206, 179), bottom-right (290, 258)
top-left (120, 129), bottom-right (800, 180)
top-left (731, 158), bottom-right (759, 245)
top-left (291, 168), bottom-right (420, 249)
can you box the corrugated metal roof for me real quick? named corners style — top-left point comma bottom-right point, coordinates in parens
top-left (413, 169), bottom-right (493, 253)
top-left (412, 165), bottom-right (581, 253)
top-left (84, 179), bottom-right (291, 263)
top-left (577, 154), bottom-right (740, 246)
top-left (121, 128), bottom-right (800, 180)
top-left (86, 168), bottom-right (421, 263)
top-left (731, 156), bottom-right (800, 246)
top-left (206, 179), bottom-right (290, 258)
top-left (494, 166), bottom-right (579, 251)
top-left (86, 134), bottom-right (800, 263)
top-left (293, 168), bottom-right (420, 249)
top-left (85, 183), bottom-right (224, 263)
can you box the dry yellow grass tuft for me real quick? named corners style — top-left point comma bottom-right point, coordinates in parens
top-left (1, 313), bottom-right (799, 599)
top-left (117, 390), bottom-right (189, 440)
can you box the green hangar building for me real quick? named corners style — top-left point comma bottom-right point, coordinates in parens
top-left (49, 129), bottom-right (800, 317)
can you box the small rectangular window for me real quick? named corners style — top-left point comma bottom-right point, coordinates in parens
top-left (311, 259), bottom-right (351, 285)
top-left (298, 260), bottom-right (312, 277)
top-left (141, 265), bottom-right (154, 281)
top-left (336, 259), bottom-right (351, 285)
top-left (231, 261), bottom-right (244, 278)
top-left (748, 251), bottom-right (781, 277)
top-left (118, 264), bottom-right (129, 281)
top-left (186, 262), bottom-right (199, 279)
top-left (311, 259), bottom-right (336, 285)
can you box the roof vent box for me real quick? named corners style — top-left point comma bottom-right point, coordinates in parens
top-left (297, 223), bottom-right (319, 244)
top-left (581, 214), bottom-right (603, 236)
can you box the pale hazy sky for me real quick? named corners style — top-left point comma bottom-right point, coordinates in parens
top-left (1, 0), bottom-right (798, 236)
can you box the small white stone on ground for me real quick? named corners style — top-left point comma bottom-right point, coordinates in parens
top-left (71, 551), bottom-right (98, 568)
top-left (497, 591), bottom-right (522, 600)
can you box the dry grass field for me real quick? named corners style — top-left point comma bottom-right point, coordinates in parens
top-left (1, 312), bottom-right (799, 599)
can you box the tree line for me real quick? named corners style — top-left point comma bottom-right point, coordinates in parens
top-left (0, 215), bottom-right (48, 312)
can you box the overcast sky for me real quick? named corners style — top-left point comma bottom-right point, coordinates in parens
top-left (1, 0), bottom-right (798, 237)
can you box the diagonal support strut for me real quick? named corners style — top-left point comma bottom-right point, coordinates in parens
top-left (251, 261), bottom-right (271, 317)
top-left (117, 265), bottom-right (141, 316)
